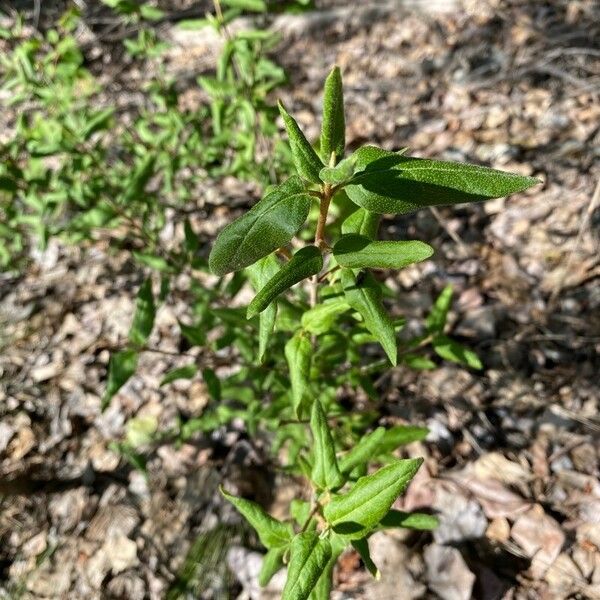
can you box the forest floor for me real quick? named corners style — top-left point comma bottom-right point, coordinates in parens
top-left (1, 0), bottom-right (599, 598)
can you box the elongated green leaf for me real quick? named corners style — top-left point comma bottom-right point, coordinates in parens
top-left (351, 538), bottom-right (379, 579)
top-left (259, 547), bottom-right (285, 586)
top-left (341, 269), bottom-right (397, 365)
top-left (320, 66), bottom-right (345, 163)
top-left (341, 208), bottom-right (380, 240)
top-left (160, 364), bottom-right (197, 386)
top-left (279, 101), bottom-right (323, 184)
top-left (311, 400), bottom-right (344, 490)
top-left (102, 349), bottom-right (138, 409)
top-left (129, 278), bottom-right (155, 346)
top-left (432, 335), bottom-right (482, 369)
top-left (379, 509), bottom-right (439, 530)
top-left (285, 331), bottom-right (312, 417)
top-left (301, 297), bottom-right (350, 335)
top-left (323, 458), bottom-right (423, 539)
top-left (222, 0), bottom-right (266, 11)
top-left (426, 285), bottom-right (453, 333)
top-left (202, 367), bottom-right (221, 402)
top-left (221, 488), bottom-right (293, 549)
top-left (209, 177), bottom-right (312, 276)
top-left (178, 320), bottom-right (205, 346)
top-left (132, 252), bottom-right (173, 273)
top-left (308, 534), bottom-right (345, 600)
top-left (282, 532), bottom-right (332, 600)
top-left (247, 246), bottom-right (323, 318)
top-left (345, 147), bottom-right (539, 214)
top-left (377, 425), bottom-right (429, 455)
top-left (338, 427), bottom-right (386, 474)
top-left (334, 234), bottom-right (433, 270)
top-left (247, 255), bottom-right (281, 362)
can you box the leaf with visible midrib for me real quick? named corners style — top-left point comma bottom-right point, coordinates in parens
top-left (320, 66), bottom-right (345, 163)
top-left (344, 146), bottom-right (539, 214)
top-left (209, 176), bottom-right (312, 276)
top-left (285, 331), bottom-right (312, 417)
top-left (310, 400), bottom-right (344, 490)
top-left (279, 101), bottom-right (323, 184)
top-left (341, 208), bottom-right (380, 240)
top-left (341, 269), bottom-right (397, 365)
top-left (247, 255), bottom-right (281, 363)
top-left (129, 278), bottom-right (155, 346)
top-left (334, 234), bottom-right (434, 270)
top-left (282, 532), bottom-right (332, 600)
top-left (247, 246), bottom-right (323, 318)
top-left (323, 458), bottom-right (423, 539)
top-left (221, 488), bottom-right (293, 549)
top-left (338, 427), bottom-right (385, 474)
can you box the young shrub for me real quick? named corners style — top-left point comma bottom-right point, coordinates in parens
top-left (212, 67), bottom-right (538, 598)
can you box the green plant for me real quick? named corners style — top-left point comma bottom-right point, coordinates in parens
top-left (208, 67), bottom-right (538, 598)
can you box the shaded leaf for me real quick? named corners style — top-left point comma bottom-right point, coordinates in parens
top-left (209, 177), bottom-right (312, 275)
top-left (341, 208), bottom-right (380, 240)
top-left (319, 156), bottom-right (354, 185)
top-left (379, 509), bottom-right (439, 530)
top-left (129, 278), bottom-right (155, 346)
top-left (345, 147), bottom-right (539, 214)
top-left (247, 254), bottom-right (281, 362)
top-left (320, 66), bottom-right (345, 163)
top-left (351, 538), bottom-right (379, 579)
top-left (247, 246), bottom-right (323, 318)
top-left (301, 297), bottom-right (350, 335)
top-left (259, 547), bottom-right (285, 586)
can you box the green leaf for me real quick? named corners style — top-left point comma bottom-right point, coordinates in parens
top-left (319, 156), bottom-right (354, 185)
top-left (202, 368), bottom-right (221, 402)
top-left (345, 147), bottom-right (539, 214)
top-left (323, 458), bottom-right (423, 539)
top-left (341, 269), bottom-right (397, 365)
top-left (102, 349), bottom-right (138, 409)
top-left (320, 66), bottom-right (345, 163)
top-left (301, 297), bottom-right (350, 335)
top-left (178, 320), bottom-right (205, 346)
top-left (282, 532), bottom-right (332, 600)
top-left (308, 534), bottom-right (345, 600)
top-left (278, 101), bottom-right (323, 184)
top-left (426, 285), bottom-right (453, 333)
top-left (341, 208), bottom-right (380, 240)
top-left (432, 335), bottom-right (483, 369)
top-left (310, 400), bottom-right (344, 490)
top-left (379, 509), bottom-right (439, 530)
top-left (285, 331), bottom-right (312, 417)
top-left (160, 364), bottom-right (197, 386)
top-left (247, 255), bottom-right (281, 362)
top-left (247, 246), bottom-right (323, 318)
top-left (338, 427), bottom-right (385, 474)
top-left (334, 234), bottom-right (434, 270)
top-left (129, 278), bottom-right (156, 346)
top-left (403, 354), bottom-right (436, 370)
top-left (351, 538), bottom-right (379, 579)
top-left (132, 252), bottom-right (173, 273)
top-left (222, 0), bottom-right (267, 11)
top-left (377, 425), bottom-right (429, 455)
top-left (126, 415), bottom-right (158, 447)
top-left (221, 488), bottom-right (294, 549)
top-left (259, 547), bottom-right (285, 586)
top-left (122, 154), bottom-right (156, 203)
top-left (209, 177), bottom-right (312, 275)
